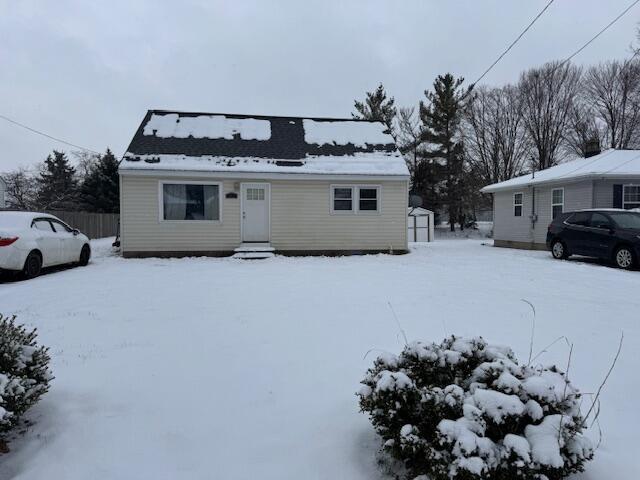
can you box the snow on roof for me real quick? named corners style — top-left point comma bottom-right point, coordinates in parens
top-left (143, 113), bottom-right (271, 141)
top-left (481, 149), bottom-right (640, 193)
top-left (120, 153), bottom-right (408, 176)
top-left (302, 119), bottom-right (390, 147)
top-left (121, 110), bottom-right (407, 177)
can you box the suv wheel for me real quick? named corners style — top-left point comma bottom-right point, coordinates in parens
top-left (614, 246), bottom-right (635, 270)
top-left (551, 240), bottom-right (568, 260)
top-left (23, 251), bottom-right (42, 279)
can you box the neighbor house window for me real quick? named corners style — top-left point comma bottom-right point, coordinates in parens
top-left (623, 185), bottom-right (640, 209)
top-left (551, 188), bottom-right (564, 219)
top-left (513, 193), bottom-right (523, 217)
top-left (331, 186), bottom-right (380, 213)
top-left (358, 187), bottom-right (379, 212)
top-left (161, 183), bottom-right (220, 221)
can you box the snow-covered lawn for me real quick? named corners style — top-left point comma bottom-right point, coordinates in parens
top-left (0, 239), bottom-right (637, 479)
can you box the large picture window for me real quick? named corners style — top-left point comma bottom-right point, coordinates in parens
top-left (162, 183), bottom-right (220, 221)
top-left (551, 188), bottom-right (564, 219)
top-left (623, 185), bottom-right (640, 209)
top-left (331, 185), bottom-right (380, 214)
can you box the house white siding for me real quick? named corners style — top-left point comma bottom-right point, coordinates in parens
top-left (120, 174), bottom-right (408, 255)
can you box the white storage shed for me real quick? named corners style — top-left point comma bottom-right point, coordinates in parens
top-left (408, 207), bottom-right (434, 242)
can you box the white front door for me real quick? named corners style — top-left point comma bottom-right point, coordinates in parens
top-left (241, 183), bottom-right (270, 242)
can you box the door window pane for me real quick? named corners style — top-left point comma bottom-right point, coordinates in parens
top-left (163, 184), bottom-right (220, 220)
top-left (246, 188), bottom-right (265, 201)
top-left (33, 219), bottom-right (54, 232)
top-left (567, 212), bottom-right (590, 226)
top-left (590, 213), bottom-right (612, 229)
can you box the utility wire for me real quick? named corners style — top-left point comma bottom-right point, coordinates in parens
top-left (0, 113), bottom-right (100, 155)
top-left (469, 0), bottom-right (555, 88)
top-left (559, 0), bottom-right (640, 67)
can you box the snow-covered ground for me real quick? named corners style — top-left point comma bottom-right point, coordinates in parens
top-left (0, 239), bottom-right (638, 479)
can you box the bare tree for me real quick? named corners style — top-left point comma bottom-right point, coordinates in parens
top-left (2, 168), bottom-right (39, 210)
top-left (563, 102), bottom-right (605, 157)
top-left (395, 107), bottom-right (424, 186)
top-left (519, 61), bottom-right (582, 171)
top-left (464, 85), bottom-right (529, 184)
top-left (583, 59), bottom-right (640, 149)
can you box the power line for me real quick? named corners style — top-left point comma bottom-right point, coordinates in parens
top-left (560, 0), bottom-right (640, 67)
top-left (470, 0), bottom-right (555, 88)
top-left (0, 113), bottom-right (100, 155)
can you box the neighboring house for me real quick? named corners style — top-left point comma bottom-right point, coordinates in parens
top-left (481, 149), bottom-right (640, 250)
top-left (118, 110), bottom-right (409, 257)
top-left (0, 176), bottom-right (6, 209)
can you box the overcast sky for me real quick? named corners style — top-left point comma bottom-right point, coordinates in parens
top-left (1, 0), bottom-right (638, 171)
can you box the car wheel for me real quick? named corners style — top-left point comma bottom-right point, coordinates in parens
top-left (79, 244), bottom-right (91, 266)
top-left (23, 251), bottom-right (42, 279)
top-left (551, 240), bottom-right (568, 260)
top-left (614, 246), bottom-right (635, 270)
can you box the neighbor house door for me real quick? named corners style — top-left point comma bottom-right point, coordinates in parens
top-left (241, 183), bottom-right (270, 242)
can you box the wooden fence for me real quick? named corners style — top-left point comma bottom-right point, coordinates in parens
top-left (46, 211), bottom-right (119, 239)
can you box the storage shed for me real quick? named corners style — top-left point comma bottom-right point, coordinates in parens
top-left (408, 207), bottom-right (434, 242)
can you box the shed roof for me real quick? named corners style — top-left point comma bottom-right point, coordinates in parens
top-left (120, 110), bottom-right (408, 177)
top-left (480, 149), bottom-right (640, 193)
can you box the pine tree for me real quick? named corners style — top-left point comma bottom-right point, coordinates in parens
top-left (35, 150), bottom-right (79, 210)
top-left (353, 83), bottom-right (397, 135)
top-left (419, 74), bottom-right (467, 231)
top-left (80, 149), bottom-right (120, 213)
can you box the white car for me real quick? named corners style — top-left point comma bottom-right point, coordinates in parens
top-left (0, 212), bottom-right (91, 278)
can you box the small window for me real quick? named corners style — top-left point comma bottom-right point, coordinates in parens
top-left (358, 187), bottom-right (379, 212)
top-left (33, 219), bottom-right (54, 232)
top-left (162, 183), bottom-right (220, 221)
top-left (566, 212), bottom-right (590, 226)
top-left (551, 188), bottom-right (564, 219)
top-left (332, 187), bottom-right (353, 212)
top-left (513, 193), bottom-right (523, 217)
top-left (50, 219), bottom-right (72, 233)
top-left (623, 185), bottom-right (640, 210)
top-left (589, 213), bottom-right (612, 230)
top-left (246, 188), bottom-right (265, 201)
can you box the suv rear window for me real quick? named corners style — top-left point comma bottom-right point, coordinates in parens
top-left (566, 212), bottom-right (590, 226)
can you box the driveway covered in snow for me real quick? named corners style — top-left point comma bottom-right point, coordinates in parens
top-left (0, 239), bottom-right (637, 479)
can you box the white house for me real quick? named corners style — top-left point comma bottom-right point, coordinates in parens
top-left (481, 149), bottom-right (640, 250)
top-left (118, 110), bottom-right (410, 257)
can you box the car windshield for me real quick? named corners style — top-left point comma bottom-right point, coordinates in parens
top-left (609, 212), bottom-right (640, 229)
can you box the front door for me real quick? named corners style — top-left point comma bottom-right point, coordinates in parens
top-left (241, 183), bottom-right (270, 242)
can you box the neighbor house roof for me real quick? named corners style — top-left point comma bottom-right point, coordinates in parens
top-left (119, 110), bottom-right (409, 177)
top-left (481, 149), bottom-right (640, 193)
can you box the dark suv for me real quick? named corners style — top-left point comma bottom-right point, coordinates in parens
top-left (546, 209), bottom-right (640, 269)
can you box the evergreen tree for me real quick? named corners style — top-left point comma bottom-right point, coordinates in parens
top-left (353, 83), bottom-right (397, 135)
top-left (419, 74), bottom-right (468, 231)
top-left (35, 150), bottom-right (79, 210)
top-left (80, 149), bottom-right (120, 213)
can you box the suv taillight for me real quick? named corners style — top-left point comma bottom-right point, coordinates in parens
top-left (0, 237), bottom-right (18, 247)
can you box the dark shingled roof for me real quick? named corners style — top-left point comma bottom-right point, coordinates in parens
top-left (123, 110), bottom-right (397, 162)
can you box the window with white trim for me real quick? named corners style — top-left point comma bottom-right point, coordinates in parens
top-left (551, 188), bottom-right (564, 219)
top-left (623, 185), bottom-right (640, 210)
top-left (161, 183), bottom-right (221, 221)
top-left (331, 185), bottom-right (380, 213)
top-left (513, 193), bottom-right (523, 217)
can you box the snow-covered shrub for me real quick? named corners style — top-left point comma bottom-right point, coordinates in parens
top-left (0, 314), bottom-right (52, 437)
top-left (358, 336), bottom-right (593, 480)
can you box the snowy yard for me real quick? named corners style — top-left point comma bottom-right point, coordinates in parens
top-left (0, 239), bottom-right (638, 479)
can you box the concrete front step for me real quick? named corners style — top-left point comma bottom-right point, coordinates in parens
top-left (232, 251), bottom-right (275, 260)
top-left (233, 243), bottom-right (275, 253)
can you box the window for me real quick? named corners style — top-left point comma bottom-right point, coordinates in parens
top-left (161, 183), bottom-right (220, 221)
top-left (246, 188), bottom-right (265, 201)
top-left (331, 186), bottom-right (380, 213)
top-left (566, 212), bottom-right (590, 226)
top-left (32, 219), bottom-right (54, 232)
top-left (513, 193), bottom-right (523, 217)
top-left (623, 185), bottom-right (640, 210)
top-left (358, 187), bottom-right (379, 212)
top-left (332, 187), bottom-right (354, 212)
top-left (589, 213), bottom-right (612, 230)
top-left (551, 188), bottom-right (564, 219)
top-left (608, 211), bottom-right (640, 229)
top-left (49, 219), bottom-right (72, 233)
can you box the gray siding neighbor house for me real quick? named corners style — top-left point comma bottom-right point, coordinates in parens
top-left (481, 149), bottom-right (640, 250)
top-left (118, 110), bottom-right (409, 257)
